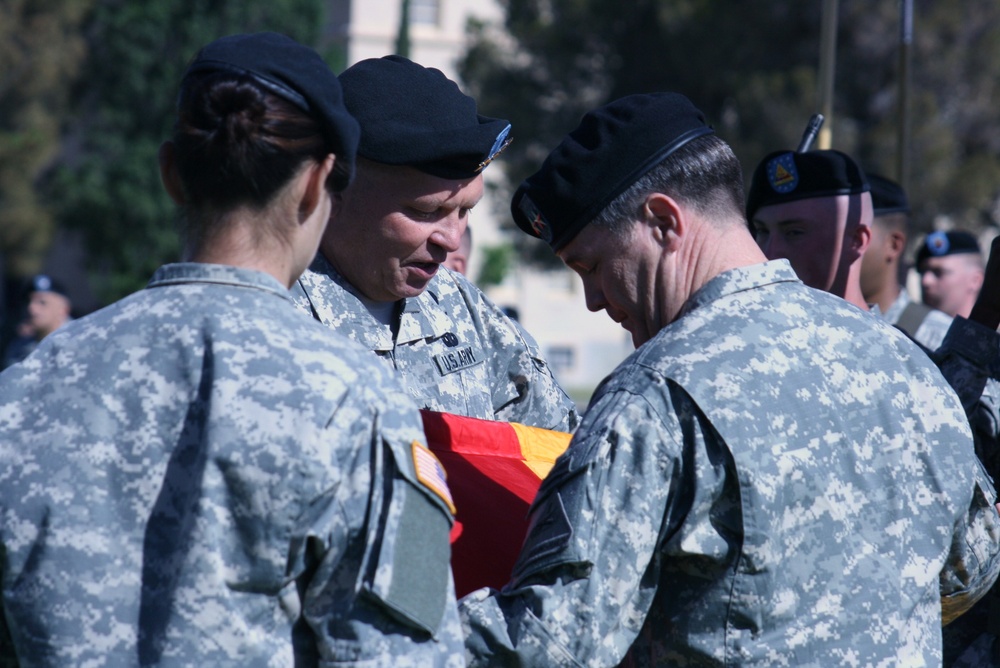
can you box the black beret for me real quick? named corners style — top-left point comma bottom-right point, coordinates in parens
top-left (746, 149), bottom-right (869, 221)
top-left (26, 274), bottom-right (69, 299)
top-left (183, 32), bottom-right (359, 186)
top-left (916, 230), bottom-right (981, 265)
top-left (338, 55), bottom-right (511, 180)
top-left (511, 92), bottom-right (714, 251)
top-left (867, 173), bottom-right (910, 216)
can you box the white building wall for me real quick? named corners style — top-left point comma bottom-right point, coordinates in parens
top-left (332, 0), bottom-right (501, 76)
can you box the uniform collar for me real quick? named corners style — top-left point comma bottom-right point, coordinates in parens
top-left (147, 262), bottom-right (291, 299)
top-left (300, 253), bottom-right (454, 348)
top-left (678, 260), bottom-right (802, 320)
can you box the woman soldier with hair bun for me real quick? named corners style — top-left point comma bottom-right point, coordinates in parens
top-left (0, 33), bottom-right (463, 667)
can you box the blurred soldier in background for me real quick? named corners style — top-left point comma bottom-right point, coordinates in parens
top-left (918, 230), bottom-right (985, 319)
top-left (860, 173), bottom-right (953, 349)
top-left (747, 148), bottom-right (872, 310)
top-left (2, 274), bottom-right (73, 369)
top-left (444, 226), bottom-right (473, 276)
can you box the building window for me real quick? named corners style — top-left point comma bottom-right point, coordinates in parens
top-left (547, 346), bottom-right (575, 374)
top-left (411, 0), bottom-right (440, 26)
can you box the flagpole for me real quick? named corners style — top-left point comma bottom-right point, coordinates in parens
top-left (817, 0), bottom-right (839, 150)
top-left (395, 0), bottom-right (411, 58)
top-left (897, 0), bottom-right (913, 192)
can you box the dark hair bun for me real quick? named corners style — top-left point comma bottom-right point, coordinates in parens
top-left (212, 83), bottom-right (266, 145)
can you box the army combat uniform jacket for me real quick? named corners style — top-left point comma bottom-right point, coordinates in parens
top-left (933, 316), bottom-right (1000, 666)
top-left (461, 260), bottom-right (1000, 667)
top-left (292, 253), bottom-right (579, 432)
top-left (881, 287), bottom-right (954, 351)
top-left (0, 264), bottom-right (464, 667)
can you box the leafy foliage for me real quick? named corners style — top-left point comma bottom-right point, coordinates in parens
top-left (460, 0), bottom-right (1000, 266)
top-left (44, 0), bottom-right (329, 303)
top-left (0, 0), bottom-right (94, 277)
top-left (476, 243), bottom-right (515, 287)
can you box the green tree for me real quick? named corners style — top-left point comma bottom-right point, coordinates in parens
top-left (460, 1), bottom-right (1000, 264)
top-left (476, 243), bottom-right (514, 287)
top-left (459, 1), bottom-right (824, 265)
top-left (0, 0), bottom-right (94, 278)
top-left (44, 0), bottom-right (329, 304)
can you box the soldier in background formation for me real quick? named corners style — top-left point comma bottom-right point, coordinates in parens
top-left (444, 226), bottom-right (473, 276)
top-left (747, 148), bottom-right (873, 310)
top-left (744, 150), bottom-right (1000, 453)
top-left (291, 55), bottom-right (578, 433)
top-left (459, 92), bottom-right (1000, 666)
top-left (0, 32), bottom-right (463, 665)
top-left (918, 229), bottom-right (986, 320)
top-left (1, 274), bottom-right (73, 369)
top-left (861, 173), bottom-right (954, 349)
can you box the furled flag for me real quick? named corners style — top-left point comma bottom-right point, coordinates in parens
top-left (420, 410), bottom-right (572, 597)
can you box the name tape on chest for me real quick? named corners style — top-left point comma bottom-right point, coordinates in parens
top-left (432, 346), bottom-right (483, 376)
top-left (411, 440), bottom-right (456, 514)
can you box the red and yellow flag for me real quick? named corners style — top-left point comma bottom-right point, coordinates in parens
top-left (420, 410), bottom-right (572, 597)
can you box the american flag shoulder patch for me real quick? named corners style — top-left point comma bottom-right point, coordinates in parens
top-left (411, 440), bottom-right (456, 515)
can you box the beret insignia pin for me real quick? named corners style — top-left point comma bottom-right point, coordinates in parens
top-left (767, 152), bottom-right (799, 193)
top-left (476, 124), bottom-right (513, 173)
top-left (518, 194), bottom-right (552, 243)
top-left (926, 230), bottom-right (950, 256)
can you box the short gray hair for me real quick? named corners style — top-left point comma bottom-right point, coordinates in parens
top-left (591, 134), bottom-right (746, 235)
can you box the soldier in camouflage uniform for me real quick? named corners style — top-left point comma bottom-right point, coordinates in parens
top-left (0, 33), bottom-right (463, 667)
top-left (290, 55), bottom-right (578, 432)
top-left (748, 153), bottom-right (1000, 664)
top-left (861, 173), bottom-right (954, 350)
top-left (929, 235), bottom-right (1000, 666)
top-left (747, 148), bottom-right (875, 312)
top-left (918, 230), bottom-right (985, 320)
top-left (459, 93), bottom-right (1000, 666)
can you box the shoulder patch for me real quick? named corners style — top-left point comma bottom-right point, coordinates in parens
top-left (411, 440), bottom-right (456, 514)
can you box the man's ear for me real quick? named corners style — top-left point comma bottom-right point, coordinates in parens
top-left (886, 229), bottom-right (906, 261)
top-left (849, 222), bottom-right (872, 259)
top-left (298, 154), bottom-right (336, 224)
top-left (972, 264), bottom-right (986, 292)
top-left (644, 193), bottom-right (684, 253)
top-left (158, 141), bottom-right (185, 205)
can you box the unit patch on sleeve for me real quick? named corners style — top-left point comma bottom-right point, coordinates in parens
top-left (412, 440), bottom-right (456, 514)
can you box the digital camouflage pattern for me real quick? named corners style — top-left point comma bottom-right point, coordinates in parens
top-left (934, 316), bottom-right (1000, 507)
top-left (881, 288), bottom-right (954, 351)
top-left (0, 263), bottom-right (464, 667)
top-left (291, 253), bottom-right (579, 431)
top-left (932, 316), bottom-right (1000, 667)
top-left (461, 260), bottom-right (1000, 667)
